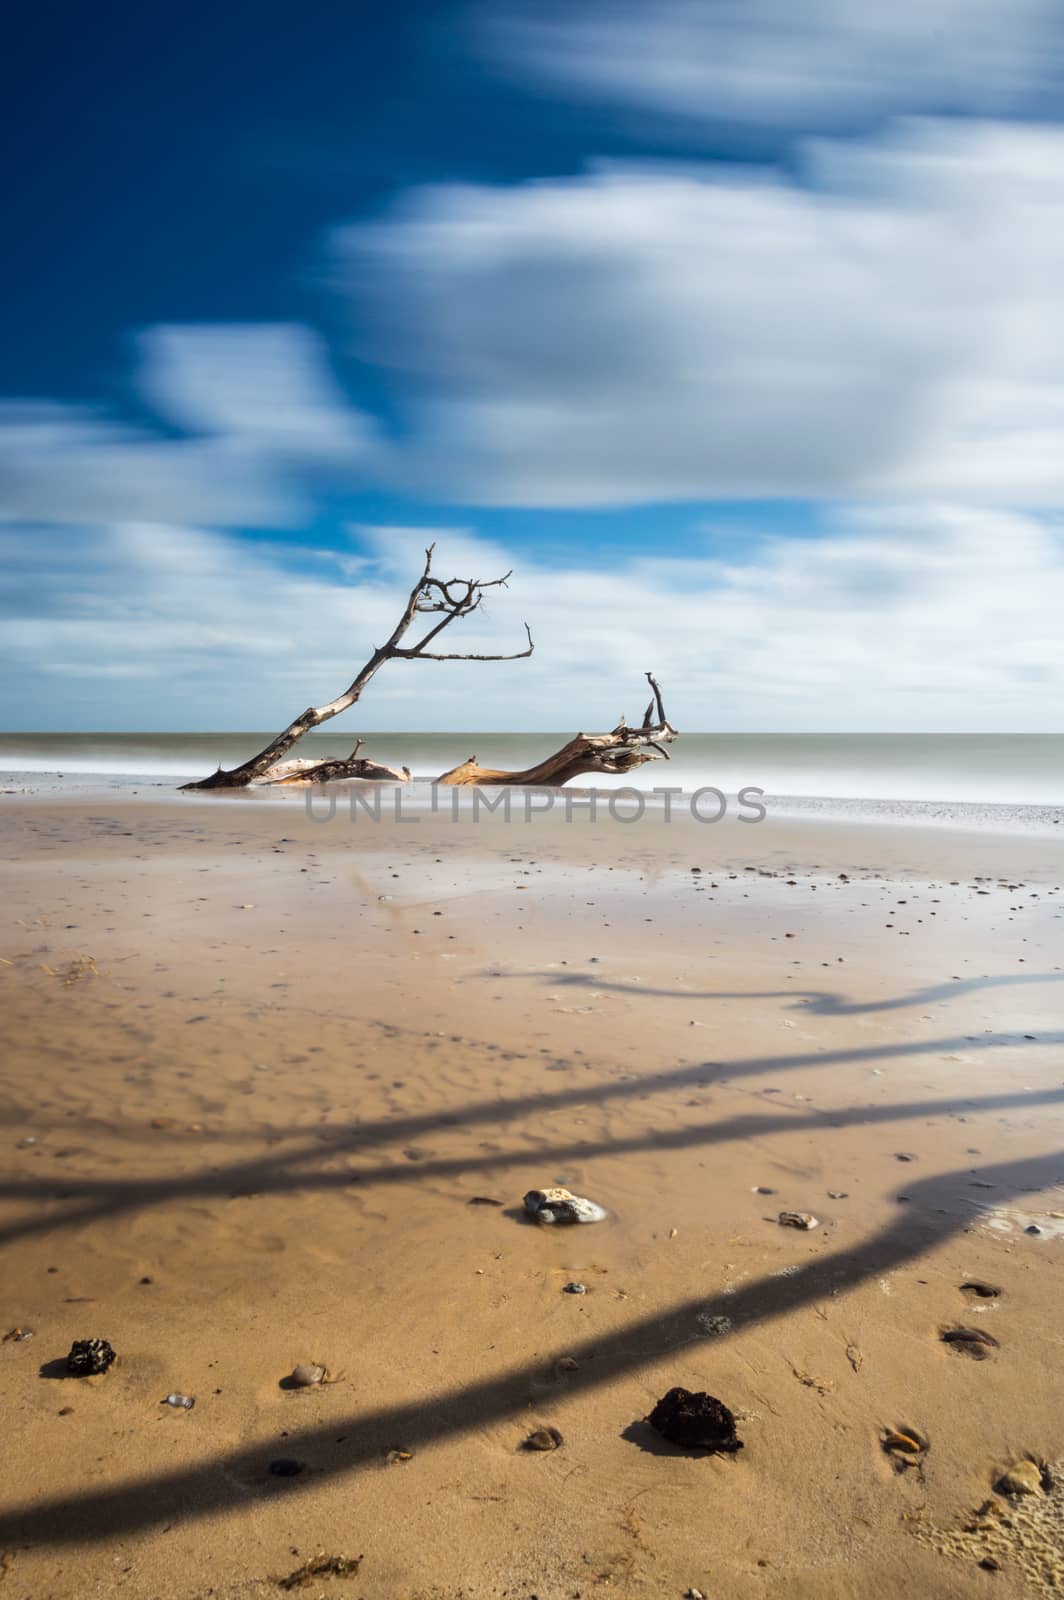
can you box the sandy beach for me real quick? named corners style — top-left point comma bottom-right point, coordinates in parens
top-left (2, 791), bottom-right (1063, 1599)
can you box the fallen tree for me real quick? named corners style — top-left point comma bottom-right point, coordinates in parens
top-left (435, 673), bottom-right (676, 786)
top-left (179, 547), bottom-right (678, 791)
top-left (179, 545), bottom-right (532, 790)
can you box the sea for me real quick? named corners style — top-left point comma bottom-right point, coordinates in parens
top-left (1, 732), bottom-right (1062, 835)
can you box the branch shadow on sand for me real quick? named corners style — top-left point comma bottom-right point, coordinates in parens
top-left (1, 1021), bottom-right (1062, 1251)
top-left (508, 967), bottom-right (1064, 1018)
top-left (2, 1150), bottom-right (1061, 1550)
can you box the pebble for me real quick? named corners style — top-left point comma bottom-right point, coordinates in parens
top-left (269, 1458), bottom-right (304, 1477)
top-left (685, 1590), bottom-right (705, 1600)
top-left (163, 1393), bottom-right (195, 1409)
top-left (523, 1426), bottom-right (563, 1451)
top-left (2, 1327), bottom-right (34, 1343)
top-left (827, 1191), bottom-right (848, 1199)
top-left (289, 1362), bottom-right (326, 1387)
top-left (563, 1281), bottom-right (587, 1295)
top-left (1025, 1224), bottom-right (1042, 1235)
top-left (996, 1459), bottom-right (1043, 1496)
top-left (778, 1211), bottom-right (819, 1230)
top-left (524, 1187), bottom-right (607, 1225)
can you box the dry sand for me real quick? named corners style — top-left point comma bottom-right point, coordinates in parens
top-left (1, 792), bottom-right (1063, 1599)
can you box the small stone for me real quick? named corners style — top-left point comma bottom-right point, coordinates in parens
top-left (686, 1589), bottom-right (705, 1599)
top-left (163, 1393), bottom-right (195, 1409)
top-left (524, 1187), bottom-right (607, 1225)
top-left (269, 1458), bottom-right (304, 1477)
top-left (556, 1355), bottom-right (580, 1372)
top-left (523, 1426), bottom-right (563, 1451)
top-left (895, 1152), bottom-right (917, 1162)
top-left (2, 1327), bottom-right (34, 1342)
top-left (778, 1211), bottom-right (819, 1230)
top-left (827, 1191), bottom-right (848, 1199)
top-left (996, 1459), bottom-right (1043, 1496)
top-left (65, 1338), bottom-right (116, 1376)
top-left (979, 1556), bottom-right (1001, 1571)
top-left (289, 1362), bottom-right (326, 1387)
top-left (563, 1281), bottom-right (587, 1295)
top-left (1025, 1224), bottom-right (1042, 1235)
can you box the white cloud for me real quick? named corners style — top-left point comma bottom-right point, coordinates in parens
top-left (137, 323), bottom-right (379, 465)
top-left (335, 121), bottom-right (1064, 506)
top-left (1, 513), bottom-right (1060, 732)
top-left (0, 402), bottom-right (298, 528)
top-left (477, 0), bottom-right (1062, 134)
top-left (0, 325), bottom-right (378, 532)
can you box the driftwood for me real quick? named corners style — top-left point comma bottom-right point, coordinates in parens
top-left (260, 745), bottom-right (412, 786)
top-left (435, 673), bottom-right (677, 786)
top-left (178, 548), bottom-right (678, 792)
top-left (180, 546), bottom-right (532, 791)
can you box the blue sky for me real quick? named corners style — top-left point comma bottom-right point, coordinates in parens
top-left (3, 0), bottom-right (1064, 731)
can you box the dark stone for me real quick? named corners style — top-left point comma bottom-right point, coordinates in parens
top-left (65, 1338), bottom-right (116, 1376)
top-left (269, 1458), bottom-right (304, 1477)
top-left (646, 1387), bottom-right (743, 1453)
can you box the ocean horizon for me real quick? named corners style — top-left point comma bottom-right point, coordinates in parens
top-left (3, 731), bottom-right (1062, 830)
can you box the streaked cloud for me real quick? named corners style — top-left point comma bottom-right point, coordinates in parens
top-left (137, 323), bottom-right (379, 465)
top-left (0, 402), bottom-right (298, 529)
top-left (2, 514), bottom-right (1060, 731)
top-left (477, 0), bottom-right (1063, 135)
top-left (336, 122), bottom-right (1064, 506)
top-left (0, 326), bottom-right (379, 532)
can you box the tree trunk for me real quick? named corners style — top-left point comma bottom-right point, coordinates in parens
top-left (179, 546), bottom-right (531, 791)
top-left (436, 675), bottom-right (677, 786)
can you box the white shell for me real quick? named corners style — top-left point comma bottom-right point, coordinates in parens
top-left (290, 1362), bottom-right (326, 1387)
top-left (778, 1211), bottom-right (819, 1230)
top-left (523, 1187), bottom-right (607, 1225)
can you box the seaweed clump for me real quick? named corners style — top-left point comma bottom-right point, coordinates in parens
top-left (66, 1339), bottom-right (116, 1376)
top-left (646, 1387), bottom-right (743, 1453)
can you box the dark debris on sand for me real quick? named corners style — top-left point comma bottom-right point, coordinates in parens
top-left (646, 1387), bottom-right (744, 1453)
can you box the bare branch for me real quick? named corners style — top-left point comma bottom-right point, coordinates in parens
top-left (393, 623), bottom-right (534, 662)
top-left (436, 674), bottom-right (677, 787)
top-left (180, 550), bottom-right (531, 790)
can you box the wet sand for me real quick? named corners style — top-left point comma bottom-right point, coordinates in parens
top-left (1, 793), bottom-right (1063, 1599)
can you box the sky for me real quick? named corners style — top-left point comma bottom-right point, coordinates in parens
top-left (3, 0), bottom-right (1064, 732)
